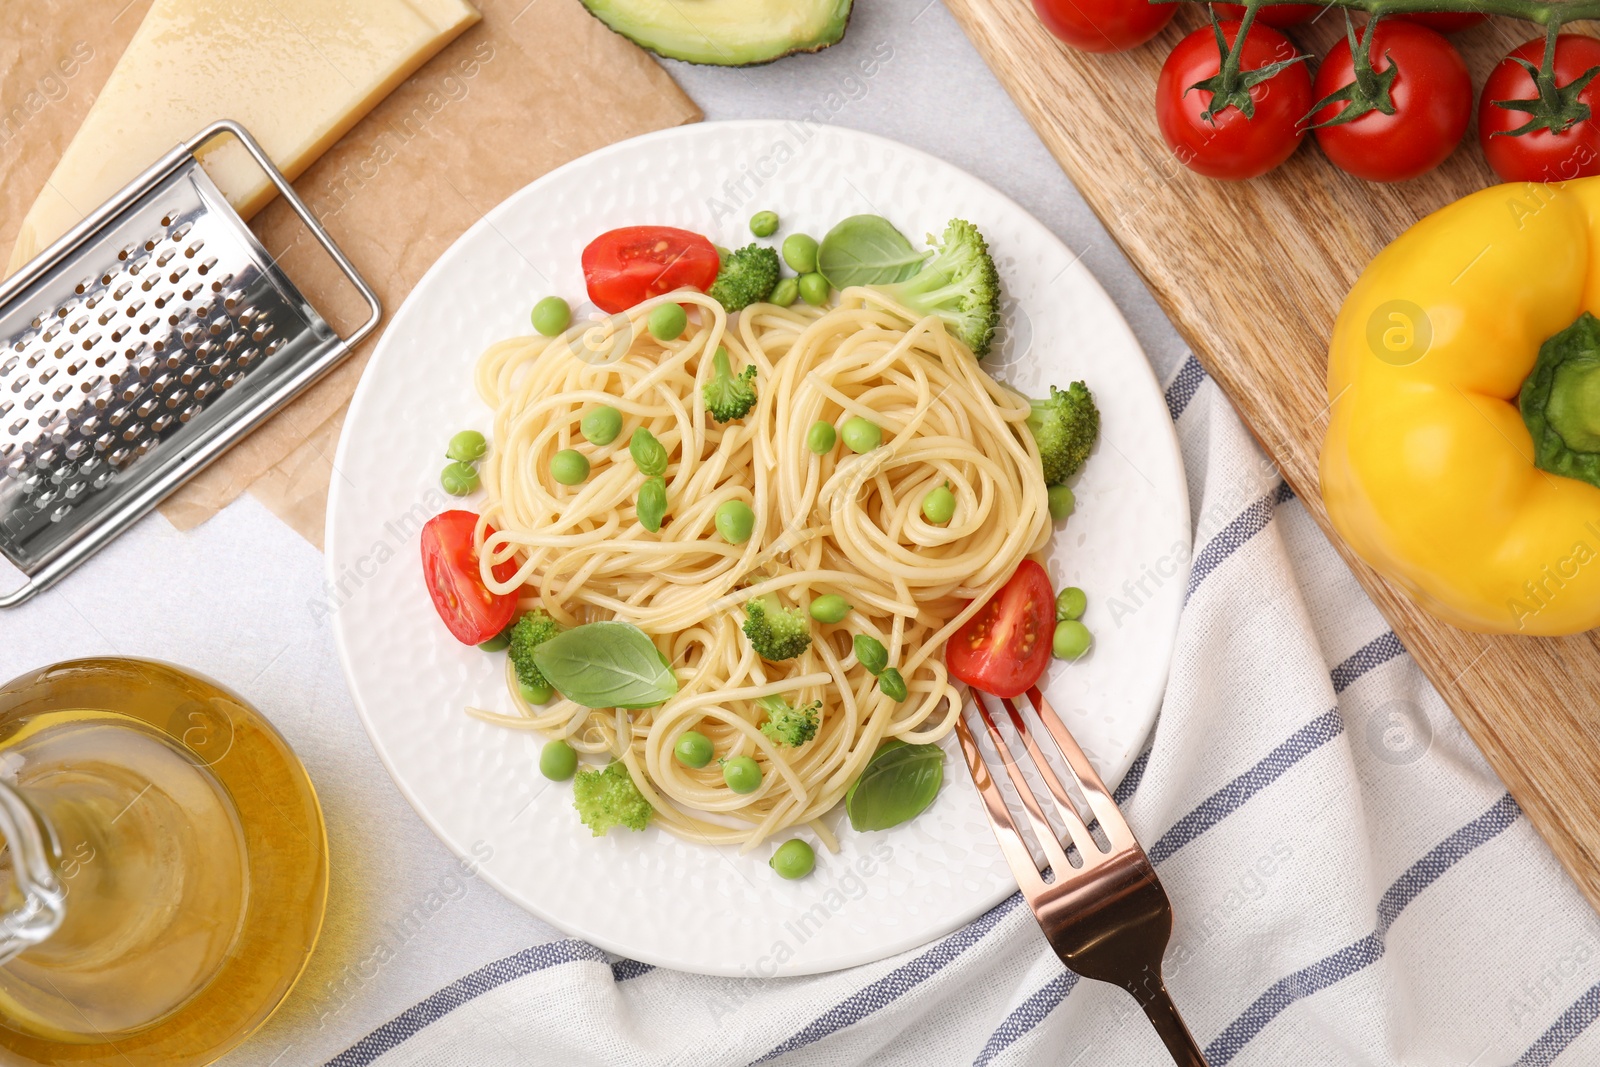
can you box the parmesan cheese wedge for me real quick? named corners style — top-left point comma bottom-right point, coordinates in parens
top-left (7, 0), bottom-right (480, 275)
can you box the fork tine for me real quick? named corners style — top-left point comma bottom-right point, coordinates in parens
top-left (997, 694), bottom-right (1100, 857)
top-left (971, 692), bottom-right (1076, 877)
top-left (954, 714), bottom-right (1045, 893)
top-left (1026, 686), bottom-right (1135, 850)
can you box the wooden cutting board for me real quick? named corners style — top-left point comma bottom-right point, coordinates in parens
top-left (944, 0), bottom-right (1600, 911)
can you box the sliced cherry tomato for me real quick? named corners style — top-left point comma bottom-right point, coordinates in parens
top-left (581, 226), bottom-right (720, 314)
top-left (1213, 3), bottom-right (1321, 27)
top-left (1310, 21), bottom-right (1471, 183)
top-left (1392, 11), bottom-right (1488, 32)
top-left (945, 560), bottom-right (1056, 699)
top-left (1479, 35), bottom-right (1600, 183)
top-left (1032, 0), bottom-right (1173, 53)
top-left (1156, 20), bottom-right (1313, 181)
top-left (421, 510), bottom-right (519, 645)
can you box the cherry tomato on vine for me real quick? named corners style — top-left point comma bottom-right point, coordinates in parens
top-left (1479, 35), bottom-right (1600, 183)
top-left (1156, 20), bottom-right (1313, 180)
top-left (1309, 20), bottom-right (1471, 183)
top-left (1213, 2), bottom-right (1321, 27)
top-left (1032, 0), bottom-right (1174, 53)
top-left (1392, 11), bottom-right (1489, 33)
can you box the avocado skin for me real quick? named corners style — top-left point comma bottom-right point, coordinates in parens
top-left (580, 0), bottom-right (853, 67)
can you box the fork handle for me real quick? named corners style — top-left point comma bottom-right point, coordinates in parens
top-left (1136, 984), bottom-right (1209, 1067)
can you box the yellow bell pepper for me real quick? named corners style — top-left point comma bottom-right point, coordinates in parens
top-left (1321, 178), bottom-right (1600, 636)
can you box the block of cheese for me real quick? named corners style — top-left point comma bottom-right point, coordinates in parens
top-left (7, 0), bottom-right (480, 275)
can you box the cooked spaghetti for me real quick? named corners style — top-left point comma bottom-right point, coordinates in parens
top-left (467, 288), bottom-right (1049, 848)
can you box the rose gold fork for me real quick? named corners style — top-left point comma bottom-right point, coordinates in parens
top-left (957, 685), bottom-right (1208, 1066)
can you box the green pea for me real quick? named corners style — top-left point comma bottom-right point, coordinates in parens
top-left (714, 499), bottom-right (755, 544)
top-left (1048, 484), bottom-right (1076, 521)
top-left (446, 430), bottom-right (487, 463)
top-left (769, 276), bottom-right (800, 307)
top-left (531, 296), bottom-right (570, 337)
top-left (809, 594), bottom-right (851, 624)
top-left (648, 302), bottom-right (688, 341)
top-left (550, 449), bottom-right (590, 486)
top-left (853, 633), bottom-right (888, 676)
top-left (840, 416), bottom-right (881, 454)
top-left (675, 730), bottom-right (714, 769)
top-left (749, 210), bottom-right (780, 238)
top-left (478, 628), bottom-right (510, 652)
top-left (1053, 620), bottom-right (1092, 661)
top-left (519, 679), bottom-right (554, 705)
top-left (1056, 586), bottom-right (1087, 622)
top-left (441, 461), bottom-right (479, 496)
top-left (715, 244), bottom-right (731, 261)
top-left (723, 755), bottom-right (762, 794)
top-left (782, 233), bottom-right (819, 274)
top-left (806, 420), bottom-right (836, 454)
top-left (540, 739), bottom-right (578, 781)
top-left (798, 272), bottom-right (830, 307)
top-left (877, 667), bottom-right (907, 702)
top-left (770, 838), bottom-right (815, 880)
top-left (922, 485), bottom-right (956, 524)
top-left (581, 405), bottom-right (623, 446)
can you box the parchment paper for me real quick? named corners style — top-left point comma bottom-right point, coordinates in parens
top-left (0, 0), bottom-right (700, 546)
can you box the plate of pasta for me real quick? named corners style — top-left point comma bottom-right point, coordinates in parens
top-left (327, 121), bottom-right (1189, 976)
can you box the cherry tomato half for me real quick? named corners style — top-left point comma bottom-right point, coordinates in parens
top-left (1032, 0), bottom-right (1173, 53)
top-left (1310, 21), bottom-right (1471, 183)
top-left (1213, 3), bottom-right (1322, 28)
top-left (1479, 35), bottom-right (1600, 183)
top-left (421, 510), bottom-right (519, 645)
top-left (581, 226), bottom-right (720, 314)
top-left (946, 560), bottom-right (1056, 699)
top-left (1392, 11), bottom-right (1488, 32)
top-left (1156, 20), bottom-right (1313, 181)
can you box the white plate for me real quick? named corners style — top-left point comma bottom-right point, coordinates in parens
top-left (327, 121), bottom-right (1189, 977)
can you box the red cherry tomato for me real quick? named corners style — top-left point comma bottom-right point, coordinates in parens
top-left (945, 560), bottom-right (1056, 699)
top-left (1156, 20), bottom-right (1313, 180)
top-left (1392, 11), bottom-right (1488, 32)
top-left (1310, 21), bottom-right (1471, 183)
top-left (580, 226), bottom-right (720, 314)
top-left (1213, 3), bottom-right (1321, 27)
top-left (1479, 35), bottom-right (1600, 183)
top-left (421, 510), bottom-right (519, 645)
top-left (1032, 0), bottom-right (1174, 53)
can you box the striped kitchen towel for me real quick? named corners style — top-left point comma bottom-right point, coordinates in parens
top-left (325, 357), bottom-right (1600, 1067)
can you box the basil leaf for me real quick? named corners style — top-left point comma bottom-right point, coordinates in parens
top-left (877, 667), bottom-right (907, 702)
top-left (817, 215), bottom-right (928, 289)
top-left (629, 427), bottom-right (668, 477)
top-left (636, 475), bottom-right (667, 533)
top-left (853, 633), bottom-right (888, 676)
top-left (532, 621), bottom-right (678, 710)
top-left (845, 740), bottom-right (943, 831)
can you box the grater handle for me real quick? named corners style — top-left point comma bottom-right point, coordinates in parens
top-left (187, 120), bottom-right (382, 350)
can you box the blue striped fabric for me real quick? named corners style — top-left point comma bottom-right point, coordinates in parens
top-left (1516, 981), bottom-right (1600, 1067)
top-left (1185, 483), bottom-right (1296, 603)
top-left (1330, 632), bottom-right (1405, 694)
top-left (326, 940), bottom-right (609, 1067)
top-left (1205, 793), bottom-right (1522, 1063)
top-left (1164, 354), bottom-right (1207, 422)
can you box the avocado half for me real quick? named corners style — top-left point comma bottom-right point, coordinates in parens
top-left (581, 0), bottom-right (853, 66)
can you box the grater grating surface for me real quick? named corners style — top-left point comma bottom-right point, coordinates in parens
top-left (0, 121), bottom-right (378, 606)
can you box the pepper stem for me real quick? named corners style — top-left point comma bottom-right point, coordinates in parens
top-left (1521, 312), bottom-right (1600, 488)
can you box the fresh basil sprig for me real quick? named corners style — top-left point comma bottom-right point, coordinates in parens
top-left (629, 427), bottom-right (668, 477)
top-left (637, 475), bottom-right (668, 532)
top-left (817, 215), bottom-right (929, 290)
top-left (845, 739), bottom-right (943, 831)
top-left (877, 667), bottom-right (907, 703)
top-left (532, 621), bottom-right (678, 710)
top-left (853, 633), bottom-right (889, 676)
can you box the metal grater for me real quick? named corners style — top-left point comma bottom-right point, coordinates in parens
top-left (0, 120), bottom-right (379, 608)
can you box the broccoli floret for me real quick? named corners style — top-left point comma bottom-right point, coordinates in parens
top-left (756, 694), bottom-right (821, 747)
top-left (508, 610), bottom-right (563, 691)
top-left (876, 219), bottom-right (1000, 358)
top-left (709, 244), bottom-right (781, 312)
top-left (572, 760), bottom-right (652, 836)
top-left (702, 346), bottom-right (758, 423)
top-left (1026, 381), bottom-right (1100, 485)
top-left (742, 595), bottom-right (812, 661)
